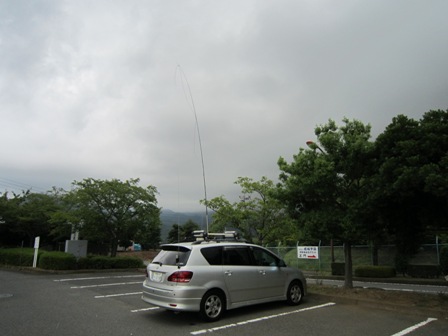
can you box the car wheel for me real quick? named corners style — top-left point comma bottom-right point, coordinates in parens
top-left (200, 290), bottom-right (225, 322)
top-left (286, 280), bottom-right (303, 305)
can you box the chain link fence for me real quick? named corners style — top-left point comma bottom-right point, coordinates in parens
top-left (266, 243), bottom-right (448, 274)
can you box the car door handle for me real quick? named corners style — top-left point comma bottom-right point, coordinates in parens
top-left (259, 270), bottom-right (266, 276)
top-left (225, 271), bottom-right (232, 276)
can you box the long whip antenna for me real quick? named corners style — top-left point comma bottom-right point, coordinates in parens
top-left (176, 65), bottom-right (209, 233)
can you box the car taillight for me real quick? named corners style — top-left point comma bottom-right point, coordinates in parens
top-left (167, 271), bottom-right (193, 283)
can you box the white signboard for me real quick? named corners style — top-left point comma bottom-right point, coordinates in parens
top-left (34, 236), bottom-right (40, 249)
top-left (33, 236), bottom-right (40, 268)
top-left (297, 246), bottom-right (319, 259)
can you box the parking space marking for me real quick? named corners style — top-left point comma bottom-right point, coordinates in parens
top-left (190, 302), bottom-right (336, 335)
top-left (390, 317), bottom-right (437, 336)
top-left (70, 281), bottom-right (142, 289)
top-left (94, 291), bottom-right (143, 298)
top-left (131, 307), bottom-right (160, 313)
top-left (54, 275), bottom-right (144, 282)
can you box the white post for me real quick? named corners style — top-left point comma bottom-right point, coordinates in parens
top-left (33, 236), bottom-right (40, 268)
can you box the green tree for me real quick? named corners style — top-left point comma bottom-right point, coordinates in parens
top-left (203, 176), bottom-right (295, 244)
top-left (5, 191), bottom-right (61, 247)
top-left (277, 118), bottom-right (375, 288)
top-left (63, 178), bottom-right (160, 256)
top-left (0, 192), bottom-right (22, 247)
top-left (167, 220), bottom-right (200, 243)
top-left (373, 110), bottom-right (448, 269)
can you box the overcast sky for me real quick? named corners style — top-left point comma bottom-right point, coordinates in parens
top-left (1, 0), bottom-right (447, 212)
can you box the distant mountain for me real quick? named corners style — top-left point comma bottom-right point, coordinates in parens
top-left (160, 209), bottom-right (213, 242)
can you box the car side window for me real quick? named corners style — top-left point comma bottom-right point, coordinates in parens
top-left (201, 246), bottom-right (223, 265)
top-left (223, 247), bottom-right (253, 266)
top-left (252, 247), bottom-right (280, 267)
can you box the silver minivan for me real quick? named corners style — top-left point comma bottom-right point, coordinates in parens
top-left (141, 232), bottom-right (307, 321)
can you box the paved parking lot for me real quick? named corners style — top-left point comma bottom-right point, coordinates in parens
top-left (1, 269), bottom-right (447, 336)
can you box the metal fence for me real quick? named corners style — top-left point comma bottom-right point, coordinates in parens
top-left (266, 243), bottom-right (448, 274)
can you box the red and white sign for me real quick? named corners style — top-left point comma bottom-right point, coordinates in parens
top-left (297, 246), bottom-right (319, 259)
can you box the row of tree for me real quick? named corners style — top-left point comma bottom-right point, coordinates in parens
top-left (1, 110), bottom-right (447, 287)
top-left (203, 110), bottom-right (448, 287)
top-left (0, 178), bottom-right (160, 257)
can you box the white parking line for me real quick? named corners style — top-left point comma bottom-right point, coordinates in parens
top-left (390, 317), bottom-right (437, 336)
top-left (190, 302), bottom-right (336, 335)
top-left (71, 281), bottom-right (142, 289)
top-left (54, 275), bottom-right (144, 282)
top-left (94, 291), bottom-right (143, 298)
top-left (131, 307), bottom-right (160, 313)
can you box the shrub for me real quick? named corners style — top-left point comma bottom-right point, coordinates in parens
top-left (355, 265), bottom-right (396, 278)
top-left (111, 256), bottom-right (144, 269)
top-left (77, 256), bottom-right (113, 269)
top-left (394, 254), bottom-right (409, 276)
top-left (77, 255), bottom-right (144, 269)
top-left (331, 262), bottom-right (345, 276)
top-left (39, 251), bottom-right (77, 270)
top-left (406, 264), bottom-right (440, 278)
top-left (0, 248), bottom-right (36, 266)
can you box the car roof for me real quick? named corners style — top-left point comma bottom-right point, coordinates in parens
top-left (161, 240), bottom-right (254, 250)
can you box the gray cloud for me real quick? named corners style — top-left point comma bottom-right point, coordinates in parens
top-left (1, 0), bottom-right (448, 211)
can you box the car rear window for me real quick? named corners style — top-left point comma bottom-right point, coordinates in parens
top-left (152, 245), bottom-right (191, 266)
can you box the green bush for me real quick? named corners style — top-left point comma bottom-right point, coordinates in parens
top-left (77, 256), bottom-right (113, 269)
top-left (355, 265), bottom-right (396, 278)
top-left (38, 251), bottom-right (77, 270)
top-left (440, 247), bottom-right (448, 275)
top-left (0, 248), bottom-right (37, 266)
top-left (406, 264), bottom-right (440, 278)
top-left (77, 255), bottom-right (144, 269)
top-left (0, 248), bottom-right (143, 270)
top-left (394, 254), bottom-right (409, 276)
top-left (111, 256), bottom-right (144, 269)
top-left (331, 262), bottom-right (345, 276)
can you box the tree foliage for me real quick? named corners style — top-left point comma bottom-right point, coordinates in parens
top-left (0, 190), bottom-right (63, 247)
top-left (62, 178), bottom-right (160, 256)
top-left (203, 176), bottom-right (296, 245)
top-left (167, 220), bottom-right (200, 243)
top-left (277, 118), bottom-right (375, 288)
top-left (372, 110), bottom-right (448, 264)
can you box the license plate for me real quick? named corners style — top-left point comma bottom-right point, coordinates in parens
top-left (150, 271), bottom-right (163, 282)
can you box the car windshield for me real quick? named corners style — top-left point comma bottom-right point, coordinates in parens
top-left (152, 245), bottom-right (191, 266)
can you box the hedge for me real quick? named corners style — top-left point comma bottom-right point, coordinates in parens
top-left (0, 248), bottom-right (144, 270)
top-left (39, 251), bottom-right (77, 270)
top-left (355, 265), bottom-right (396, 278)
top-left (77, 255), bottom-right (144, 269)
top-left (0, 248), bottom-right (37, 266)
top-left (406, 264), bottom-right (440, 278)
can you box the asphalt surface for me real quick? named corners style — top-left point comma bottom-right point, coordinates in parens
top-left (1, 268), bottom-right (448, 336)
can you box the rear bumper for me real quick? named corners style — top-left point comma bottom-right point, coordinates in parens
top-left (141, 280), bottom-right (204, 312)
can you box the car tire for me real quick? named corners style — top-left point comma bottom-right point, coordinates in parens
top-left (286, 280), bottom-right (303, 305)
top-left (199, 290), bottom-right (225, 322)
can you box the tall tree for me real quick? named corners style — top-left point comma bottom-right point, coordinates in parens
top-left (373, 110), bottom-right (448, 269)
top-left (203, 176), bottom-right (295, 245)
top-left (64, 178), bottom-right (160, 256)
top-left (277, 118), bottom-right (375, 288)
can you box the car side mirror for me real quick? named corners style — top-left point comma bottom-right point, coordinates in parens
top-left (278, 260), bottom-right (287, 267)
